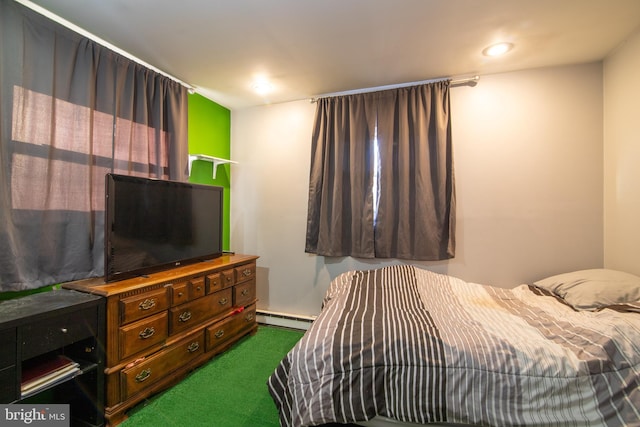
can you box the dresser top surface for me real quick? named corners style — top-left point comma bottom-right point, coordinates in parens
top-left (61, 254), bottom-right (259, 297)
top-left (0, 289), bottom-right (103, 328)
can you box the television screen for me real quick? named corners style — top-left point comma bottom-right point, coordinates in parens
top-left (105, 173), bottom-right (223, 282)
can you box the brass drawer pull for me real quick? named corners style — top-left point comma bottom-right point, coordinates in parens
top-left (241, 289), bottom-right (249, 297)
top-left (218, 298), bottom-right (228, 306)
top-left (139, 327), bottom-right (155, 339)
top-left (214, 329), bottom-right (225, 339)
top-left (187, 342), bottom-right (200, 353)
top-left (178, 292), bottom-right (184, 297)
top-left (135, 369), bottom-right (151, 383)
top-left (196, 286), bottom-right (202, 292)
top-left (139, 298), bottom-right (156, 310)
top-left (245, 313), bottom-right (255, 322)
top-left (179, 311), bottom-right (192, 322)
top-left (242, 268), bottom-right (252, 277)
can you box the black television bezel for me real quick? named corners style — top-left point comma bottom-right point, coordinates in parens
top-left (104, 173), bottom-right (224, 283)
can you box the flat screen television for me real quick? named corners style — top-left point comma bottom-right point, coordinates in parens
top-left (105, 173), bottom-right (224, 282)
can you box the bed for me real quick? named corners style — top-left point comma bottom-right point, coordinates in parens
top-left (267, 265), bottom-right (640, 427)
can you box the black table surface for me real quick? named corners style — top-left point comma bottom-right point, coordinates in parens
top-left (0, 289), bottom-right (103, 329)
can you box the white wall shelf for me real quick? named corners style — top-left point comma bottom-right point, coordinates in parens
top-left (188, 154), bottom-right (237, 179)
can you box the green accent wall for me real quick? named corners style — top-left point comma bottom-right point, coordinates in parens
top-left (188, 93), bottom-right (232, 252)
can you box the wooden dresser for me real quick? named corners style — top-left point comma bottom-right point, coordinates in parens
top-left (62, 254), bottom-right (259, 426)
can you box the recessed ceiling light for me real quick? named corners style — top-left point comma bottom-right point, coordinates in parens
top-left (251, 77), bottom-right (273, 95)
top-left (482, 42), bottom-right (514, 57)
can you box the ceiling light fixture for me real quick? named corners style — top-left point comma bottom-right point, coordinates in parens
top-left (251, 78), bottom-right (273, 95)
top-left (482, 42), bottom-right (513, 57)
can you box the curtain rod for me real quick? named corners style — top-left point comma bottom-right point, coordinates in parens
top-left (451, 75), bottom-right (480, 86)
top-left (310, 75), bottom-right (479, 103)
top-left (16, 0), bottom-right (195, 92)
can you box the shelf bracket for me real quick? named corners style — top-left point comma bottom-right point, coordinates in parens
top-left (188, 154), bottom-right (237, 179)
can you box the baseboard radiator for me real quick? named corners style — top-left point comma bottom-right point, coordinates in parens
top-left (256, 309), bottom-right (316, 331)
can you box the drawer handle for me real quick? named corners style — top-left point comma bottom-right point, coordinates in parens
top-left (196, 286), bottom-right (202, 291)
top-left (139, 298), bottom-right (156, 310)
top-left (135, 369), bottom-right (152, 383)
top-left (242, 268), bottom-right (252, 277)
top-left (178, 292), bottom-right (184, 297)
top-left (60, 328), bottom-right (68, 334)
top-left (187, 342), bottom-right (200, 353)
top-left (214, 329), bottom-right (225, 339)
top-left (241, 289), bottom-right (249, 297)
top-left (245, 313), bottom-right (255, 322)
top-left (179, 311), bottom-right (192, 322)
top-left (218, 298), bottom-right (228, 306)
top-left (139, 327), bottom-right (155, 339)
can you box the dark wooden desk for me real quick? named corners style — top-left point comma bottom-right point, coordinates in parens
top-left (0, 289), bottom-right (105, 426)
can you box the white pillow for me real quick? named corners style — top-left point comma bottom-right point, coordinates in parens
top-left (533, 269), bottom-right (640, 311)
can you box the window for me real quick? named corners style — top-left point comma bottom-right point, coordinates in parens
top-left (11, 86), bottom-right (170, 213)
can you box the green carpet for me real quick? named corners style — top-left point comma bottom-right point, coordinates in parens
top-left (121, 325), bottom-right (304, 427)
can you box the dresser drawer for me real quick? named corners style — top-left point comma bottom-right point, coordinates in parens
top-left (206, 304), bottom-right (256, 352)
top-left (206, 272), bottom-right (222, 294)
top-left (233, 280), bottom-right (256, 307)
top-left (121, 331), bottom-right (205, 399)
top-left (190, 276), bottom-right (206, 299)
top-left (169, 289), bottom-right (232, 335)
top-left (21, 307), bottom-right (97, 360)
top-left (170, 281), bottom-right (189, 306)
top-left (235, 263), bottom-right (256, 284)
top-left (221, 268), bottom-right (235, 289)
top-left (119, 312), bottom-right (168, 360)
top-left (120, 288), bottom-right (170, 325)
top-left (209, 287), bottom-right (233, 316)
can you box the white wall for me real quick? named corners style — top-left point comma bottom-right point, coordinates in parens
top-left (231, 63), bottom-right (604, 318)
top-left (603, 30), bottom-right (640, 275)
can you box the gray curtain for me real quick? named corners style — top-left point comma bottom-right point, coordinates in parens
top-left (305, 94), bottom-right (376, 257)
top-left (0, 0), bottom-right (189, 291)
top-left (305, 81), bottom-right (455, 260)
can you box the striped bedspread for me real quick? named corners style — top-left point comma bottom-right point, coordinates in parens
top-left (267, 265), bottom-right (640, 427)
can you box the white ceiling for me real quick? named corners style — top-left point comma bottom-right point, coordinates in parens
top-left (23, 0), bottom-right (640, 110)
